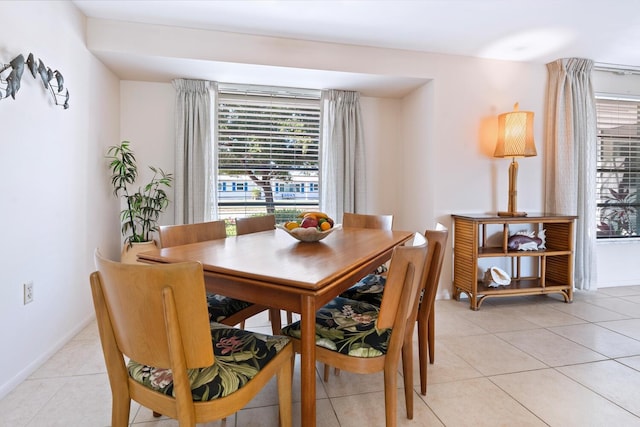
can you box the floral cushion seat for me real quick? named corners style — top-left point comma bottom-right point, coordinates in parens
top-left (339, 274), bottom-right (386, 306)
top-left (281, 296), bottom-right (391, 357)
top-left (128, 322), bottom-right (290, 401)
top-left (206, 293), bottom-right (254, 322)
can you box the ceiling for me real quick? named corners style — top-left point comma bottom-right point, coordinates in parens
top-left (72, 0), bottom-right (640, 95)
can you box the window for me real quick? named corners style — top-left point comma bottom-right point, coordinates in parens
top-left (596, 96), bottom-right (640, 238)
top-left (215, 84), bottom-right (321, 224)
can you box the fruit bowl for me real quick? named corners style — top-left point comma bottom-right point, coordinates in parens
top-left (277, 224), bottom-right (341, 242)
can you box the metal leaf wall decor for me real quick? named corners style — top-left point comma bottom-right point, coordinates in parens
top-left (0, 53), bottom-right (69, 109)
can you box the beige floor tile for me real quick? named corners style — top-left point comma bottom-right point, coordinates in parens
top-left (548, 300), bottom-right (630, 322)
top-left (498, 303), bottom-right (587, 327)
top-left (408, 340), bottom-right (483, 386)
top-left (421, 377), bottom-right (546, 427)
top-left (598, 318), bottom-right (640, 341)
top-left (331, 389), bottom-right (442, 427)
top-left (431, 310), bottom-right (489, 338)
top-left (618, 355), bottom-right (640, 371)
top-left (623, 295), bottom-right (640, 304)
top-left (319, 367), bottom-right (402, 398)
top-left (588, 298), bottom-right (640, 318)
top-left (547, 291), bottom-right (596, 303)
top-left (297, 399), bottom-right (339, 427)
top-left (235, 403), bottom-right (284, 427)
top-left (439, 334), bottom-right (546, 376)
top-left (433, 298), bottom-right (466, 313)
top-left (497, 328), bottom-right (607, 366)
top-left (456, 308), bottom-right (540, 333)
top-left (490, 368), bottom-right (640, 426)
top-left (558, 360), bottom-right (640, 417)
top-left (549, 323), bottom-right (640, 358)
top-left (0, 377), bottom-right (66, 427)
top-left (72, 319), bottom-right (100, 341)
top-left (597, 285), bottom-right (640, 297)
top-left (28, 337), bottom-right (107, 380)
top-left (26, 373), bottom-right (114, 427)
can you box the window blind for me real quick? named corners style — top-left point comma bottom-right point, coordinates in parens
top-left (596, 96), bottom-right (640, 238)
top-left (215, 84), bottom-right (321, 222)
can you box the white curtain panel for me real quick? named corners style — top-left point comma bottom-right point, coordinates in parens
top-left (172, 79), bottom-right (215, 224)
top-left (544, 58), bottom-right (598, 290)
top-left (320, 90), bottom-right (366, 222)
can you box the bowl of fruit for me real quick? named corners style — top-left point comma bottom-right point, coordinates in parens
top-left (278, 212), bottom-right (340, 242)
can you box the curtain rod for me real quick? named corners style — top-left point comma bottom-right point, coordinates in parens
top-left (594, 62), bottom-right (640, 76)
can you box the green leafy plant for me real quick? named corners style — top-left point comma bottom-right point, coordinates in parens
top-left (107, 141), bottom-right (173, 245)
top-left (597, 187), bottom-right (637, 237)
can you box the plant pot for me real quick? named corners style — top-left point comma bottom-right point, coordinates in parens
top-left (120, 241), bottom-right (157, 264)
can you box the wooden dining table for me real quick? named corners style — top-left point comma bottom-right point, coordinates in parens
top-left (138, 226), bottom-right (413, 426)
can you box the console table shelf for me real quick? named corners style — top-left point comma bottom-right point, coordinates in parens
top-left (452, 213), bottom-right (576, 310)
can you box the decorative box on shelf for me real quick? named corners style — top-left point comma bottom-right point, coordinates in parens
top-left (451, 213), bottom-right (577, 310)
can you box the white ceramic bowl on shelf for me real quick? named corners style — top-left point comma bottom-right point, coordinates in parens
top-left (277, 224), bottom-right (341, 242)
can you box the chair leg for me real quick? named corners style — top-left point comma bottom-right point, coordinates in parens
top-left (270, 308), bottom-right (282, 335)
top-left (240, 320), bottom-right (246, 329)
top-left (111, 393), bottom-right (131, 427)
top-left (402, 341), bottom-right (414, 419)
top-left (383, 365), bottom-right (398, 427)
top-left (428, 306), bottom-right (435, 364)
top-left (418, 314), bottom-right (428, 396)
top-left (152, 411), bottom-right (161, 418)
top-left (286, 311), bottom-right (293, 324)
top-left (323, 363), bottom-right (330, 382)
top-left (277, 349), bottom-right (293, 427)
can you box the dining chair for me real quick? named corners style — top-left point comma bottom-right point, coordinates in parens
top-left (158, 221), bottom-right (282, 334)
top-left (234, 214), bottom-right (293, 326)
top-left (342, 212), bottom-right (393, 230)
top-left (343, 212), bottom-right (393, 276)
top-left (281, 233), bottom-right (428, 427)
top-left (90, 252), bottom-right (293, 427)
top-left (319, 212), bottom-right (395, 378)
top-left (339, 225), bottom-right (449, 395)
top-left (235, 214), bottom-right (276, 235)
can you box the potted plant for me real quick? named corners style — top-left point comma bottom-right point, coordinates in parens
top-left (106, 140), bottom-right (173, 262)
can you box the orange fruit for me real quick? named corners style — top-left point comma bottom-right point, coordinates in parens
top-left (320, 221), bottom-right (331, 231)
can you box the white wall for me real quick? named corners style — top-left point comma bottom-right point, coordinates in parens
top-left (359, 96), bottom-right (403, 216)
top-left (0, 2), bottom-right (120, 398)
top-left (120, 81), bottom-right (176, 235)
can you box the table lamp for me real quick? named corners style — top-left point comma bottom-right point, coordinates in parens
top-left (494, 103), bottom-right (536, 217)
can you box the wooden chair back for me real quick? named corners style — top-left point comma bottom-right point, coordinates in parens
top-left (158, 220), bottom-right (226, 248)
top-left (235, 214), bottom-right (276, 235)
top-left (419, 227), bottom-right (449, 322)
top-left (91, 252), bottom-right (213, 372)
top-left (377, 232), bottom-right (427, 331)
top-left (342, 212), bottom-right (393, 230)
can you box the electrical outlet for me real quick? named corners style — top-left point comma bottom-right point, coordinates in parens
top-left (23, 282), bottom-right (34, 305)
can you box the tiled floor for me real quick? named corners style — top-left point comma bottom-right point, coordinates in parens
top-left (3, 286), bottom-right (640, 426)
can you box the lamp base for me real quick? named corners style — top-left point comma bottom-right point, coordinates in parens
top-left (497, 211), bottom-right (528, 217)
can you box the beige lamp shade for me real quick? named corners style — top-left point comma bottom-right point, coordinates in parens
top-left (494, 103), bottom-right (536, 158)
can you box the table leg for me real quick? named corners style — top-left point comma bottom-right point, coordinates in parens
top-left (300, 295), bottom-right (316, 427)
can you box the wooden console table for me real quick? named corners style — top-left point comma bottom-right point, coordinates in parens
top-left (451, 213), bottom-right (576, 310)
